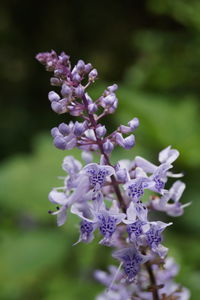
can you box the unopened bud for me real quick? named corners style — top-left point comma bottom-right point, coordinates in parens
top-left (48, 91), bottom-right (60, 102)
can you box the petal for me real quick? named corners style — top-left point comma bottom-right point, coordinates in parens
top-left (123, 202), bottom-right (137, 224)
top-left (57, 207), bottom-right (67, 226)
top-left (100, 165), bottom-right (115, 176)
top-left (81, 151), bottom-right (93, 164)
top-left (68, 175), bottom-right (90, 205)
top-left (62, 155), bottom-right (82, 173)
top-left (48, 190), bottom-right (68, 205)
top-left (71, 203), bottom-right (94, 222)
top-left (169, 180), bottom-right (186, 202)
top-left (154, 244), bottom-right (168, 259)
top-left (135, 156), bottom-right (157, 173)
top-left (135, 167), bottom-right (148, 178)
top-left (83, 163), bottom-right (98, 173)
top-left (159, 146), bottom-right (179, 164)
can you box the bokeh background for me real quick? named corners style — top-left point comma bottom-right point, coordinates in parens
top-left (0, 0), bottom-right (200, 299)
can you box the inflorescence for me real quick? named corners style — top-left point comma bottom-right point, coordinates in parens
top-left (36, 50), bottom-right (190, 300)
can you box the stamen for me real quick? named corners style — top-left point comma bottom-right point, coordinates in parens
top-left (106, 262), bottom-right (123, 292)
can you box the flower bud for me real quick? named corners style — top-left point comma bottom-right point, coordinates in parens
top-left (96, 125), bottom-right (107, 138)
top-left (48, 91), bottom-right (60, 102)
top-left (50, 77), bottom-right (61, 86)
top-left (76, 60), bottom-right (85, 73)
top-left (103, 94), bottom-right (116, 106)
top-left (61, 84), bottom-right (72, 97)
top-left (116, 169), bottom-right (129, 183)
top-left (88, 103), bottom-right (98, 113)
top-left (128, 117), bottom-right (139, 131)
top-left (58, 123), bottom-right (71, 135)
top-left (85, 63), bottom-right (92, 73)
top-left (103, 140), bottom-right (114, 154)
top-left (51, 101), bottom-right (63, 113)
top-left (89, 69), bottom-right (98, 81)
top-left (119, 125), bottom-right (131, 134)
top-left (107, 84), bottom-right (118, 93)
top-left (73, 121), bottom-right (87, 136)
top-left (51, 99), bottom-right (68, 114)
top-left (115, 133), bottom-right (135, 149)
top-left (123, 135), bottom-right (135, 149)
top-left (51, 127), bottom-right (60, 138)
top-left (53, 136), bottom-right (66, 150)
top-left (72, 72), bottom-right (81, 83)
top-left (74, 85), bottom-right (84, 98)
top-left (59, 53), bottom-right (70, 64)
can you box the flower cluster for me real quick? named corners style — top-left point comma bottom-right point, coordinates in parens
top-left (36, 50), bottom-right (190, 300)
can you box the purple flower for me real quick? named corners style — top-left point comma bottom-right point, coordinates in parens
top-left (83, 163), bottom-right (115, 191)
top-left (103, 140), bottom-right (114, 155)
top-left (151, 180), bottom-right (190, 216)
top-left (37, 51), bottom-right (190, 300)
top-left (150, 163), bottom-right (172, 194)
top-left (113, 247), bottom-right (149, 281)
top-left (97, 200), bottom-right (125, 245)
top-left (145, 221), bottom-right (172, 258)
top-left (48, 173), bottom-right (90, 226)
top-left (123, 168), bottom-right (154, 202)
top-left (71, 200), bottom-right (125, 246)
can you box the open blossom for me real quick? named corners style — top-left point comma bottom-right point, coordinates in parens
top-left (37, 50), bottom-right (190, 300)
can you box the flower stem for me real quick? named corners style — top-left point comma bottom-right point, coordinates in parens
top-left (82, 93), bottom-right (126, 212)
top-left (145, 262), bottom-right (160, 300)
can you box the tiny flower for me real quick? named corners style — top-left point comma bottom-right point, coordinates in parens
top-left (49, 174), bottom-right (90, 226)
top-left (112, 247), bottom-right (149, 281)
top-left (151, 180), bottom-right (190, 216)
top-left (145, 221), bottom-right (172, 258)
top-left (78, 219), bottom-right (96, 243)
top-left (150, 163), bottom-right (172, 194)
top-left (62, 155), bottom-right (82, 175)
top-left (97, 200), bottom-right (125, 245)
top-left (83, 163), bottom-right (115, 191)
top-left (124, 169), bottom-right (154, 202)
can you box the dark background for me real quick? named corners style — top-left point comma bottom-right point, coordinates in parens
top-left (0, 0), bottom-right (200, 299)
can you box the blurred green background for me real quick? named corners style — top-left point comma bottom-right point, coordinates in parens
top-left (0, 0), bottom-right (200, 299)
